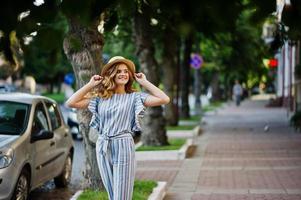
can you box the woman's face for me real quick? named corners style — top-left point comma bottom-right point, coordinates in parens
top-left (114, 63), bottom-right (130, 86)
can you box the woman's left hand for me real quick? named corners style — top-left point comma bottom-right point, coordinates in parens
top-left (135, 72), bottom-right (148, 85)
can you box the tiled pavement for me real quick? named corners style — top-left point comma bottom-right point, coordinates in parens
top-left (136, 98), bottom-right (301, 200)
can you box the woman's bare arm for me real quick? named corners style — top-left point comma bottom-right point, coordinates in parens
top-left (135, 73), bottom-right (170, 107)
top-left (66, 75), bottom-right (102, 109)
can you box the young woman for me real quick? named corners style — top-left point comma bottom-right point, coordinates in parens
top-left (66, 56), bottom-right (169, 200)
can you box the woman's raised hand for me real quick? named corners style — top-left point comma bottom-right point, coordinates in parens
top-left (135, 72), bottom-right (147, 85)
top-left (89, 75), bottom-right (103, 87)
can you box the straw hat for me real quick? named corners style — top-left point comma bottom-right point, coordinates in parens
top-left (101, 56), bottom-right (136, 76)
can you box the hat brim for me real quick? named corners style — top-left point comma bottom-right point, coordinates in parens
top-left (101, 59), bottom-right (135, 76)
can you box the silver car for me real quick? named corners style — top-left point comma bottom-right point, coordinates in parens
top-left (0, 93), bottom-right (74, 200)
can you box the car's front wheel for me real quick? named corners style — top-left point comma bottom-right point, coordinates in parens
top-left (12, 169), bottom-right (30, 200)
top-left (54, 153), bottom-right (72, 188)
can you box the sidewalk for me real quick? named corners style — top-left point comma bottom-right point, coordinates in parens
top-left (135, 96), bottom-right (301, 200)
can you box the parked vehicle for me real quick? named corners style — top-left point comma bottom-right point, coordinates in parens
top-left (0, 84), bottom-right (17, 93)
top-left (0, 93), bottom-right (74, 200)
top-left (67, 108), bottom-right (82, 140)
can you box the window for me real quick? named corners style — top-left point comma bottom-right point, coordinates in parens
top-left (32, 103), bottom-right (49, 135)
top-left (46, 102), bottom-right (62, 130)
top-left (0, 101), bottom-right (29, 135)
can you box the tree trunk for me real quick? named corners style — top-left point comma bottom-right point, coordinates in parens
top-left (133, 7), bottom-right (168, 146)
top-left (63, 18), bottom-right (104, 189)
top-left (49, 82), bottom-right (54, 94)
top-left (180, 36), bottom-right (193, 118)
top-left (175, 40), bottom-right (181, 122)
top-left (224, 72), bottom-right (232, 100)
top-left (210, 72), bottom-right (220, 101)
top-left (162, 25), bottom-right (178, 126)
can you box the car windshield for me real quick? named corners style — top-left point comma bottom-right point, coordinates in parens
top-left (0, 101), bottom-right (30, 135)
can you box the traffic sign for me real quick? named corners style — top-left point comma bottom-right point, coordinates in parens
top-left (190, 53), bottom-right (203, 69)
top-left (64, 73), bottom-right (75, 85)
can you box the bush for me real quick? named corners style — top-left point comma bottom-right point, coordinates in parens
top-left (42, 93), bottom-right (65, 104)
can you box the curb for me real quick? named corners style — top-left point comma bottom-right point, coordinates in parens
top-left (148, 181), bottom-right (167, 200)
top-left (135, 138), bottom-right (194, 160)
top-left (193, 125), bottom-right (202, 136)
top-left (135, 141), bottom-right (143, 149)
top-left (69, 190), bottom-right (83, 200)
top-left (69, 181), bottom-right (167, 200)
top-left (166, 125), bottom-right (201, 139)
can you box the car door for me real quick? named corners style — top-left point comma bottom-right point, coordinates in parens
top-left (45, 101), bottom-right (71, 176)
top-left (30, 102), bottom-right (56, 186)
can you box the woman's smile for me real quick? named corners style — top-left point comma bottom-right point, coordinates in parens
top-left (115, 64), bottom-right (130, 85)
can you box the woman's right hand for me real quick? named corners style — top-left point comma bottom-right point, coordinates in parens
top-left (88, 75), bottom-right (103, 87)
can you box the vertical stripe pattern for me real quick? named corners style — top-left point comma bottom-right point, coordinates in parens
top-left (88, 92), bottom-right (149, 135)
top-left (89, 92), bottom-right (148, 200)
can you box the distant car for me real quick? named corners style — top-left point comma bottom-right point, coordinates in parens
top-left (266, 85), bottom-right (275, 94)
top-left (251, 86), bottom-right (260, 95)
top-left (0, 93), bottom-right (74, 200)
top-left (67, 108), bottom-right (83, 140)
top-left (0, 84), bottom-right (17, 93)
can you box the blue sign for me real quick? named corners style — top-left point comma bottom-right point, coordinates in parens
top-left (190, 53), bottom-right (203, 69)
top-left (64, 73), bottom-right (75, 85)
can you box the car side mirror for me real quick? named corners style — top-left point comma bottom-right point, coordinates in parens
top-left (31, 130), bottom-right (54, 142)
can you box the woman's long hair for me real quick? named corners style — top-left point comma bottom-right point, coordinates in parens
top-left (97, 63), bottom-right (136, 99)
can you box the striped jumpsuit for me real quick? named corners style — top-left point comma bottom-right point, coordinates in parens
top-left (88, 92), bottom-right (148, 200)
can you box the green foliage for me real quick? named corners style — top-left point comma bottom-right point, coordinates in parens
top-left (103, 19), bottom-right (138, 67)
top-left (180, 114), bottom-right (201, 122)
top-left (78, 180), bottom-right (157, 200)
top-left (42, 93), bottom-right (65, 104)
top-left (33, 13), bottom-right (68, 51)
top-left (132, 180), bottom-right (157, 199)
top-left (22, 43), bottom-right (72, 85)
top-left (149, 0), bottom-right (243, 38)
top-left (202, 101), bottom-right (223, 112)
top-left (226, 8), bottom-right (269, 86)
top-left (0, 0), bottom-right (115, 65)
top-left (199, 32), bottom-right (233, 89)
top-left (198, 4), bottom-right (271, 95)
top-left (104, 10), bottom-right (119, 32)
top-left (166, 125), bottom-right (195, 131)
top-left (246, 0), bottom-right (276, 25)
top-left (65, 34), bottom-right (84, 53)
top-left (78, 189), bottom-right (108, 200)
top-left (136, 139), bottom-right (186, 151)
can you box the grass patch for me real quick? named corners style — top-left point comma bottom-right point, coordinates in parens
top-left (166, 125), bottom-right (195, 130)
top-left (180, 114), bottom-right (201, 122)
top-left (203, 101), bottom-right (223, 112)
top-left (42, 93), bottom-right (65, 104)
top-left (78, 180), bottom-right (157, 200)
top-left (136, 138), bottom-right (186, 151)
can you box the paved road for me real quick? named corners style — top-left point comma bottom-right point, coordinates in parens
top-left (162, 98), bottom-right (301, 199)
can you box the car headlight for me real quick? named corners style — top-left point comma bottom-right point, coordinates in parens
top-left (0, 148), bottom-right (14, 169)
